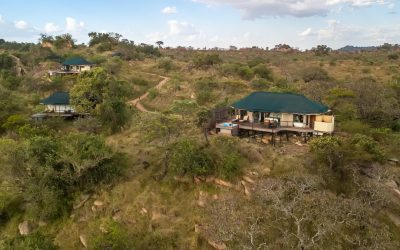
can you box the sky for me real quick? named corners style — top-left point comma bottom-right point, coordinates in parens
top-left (0, 0), bottom-right (399, 50)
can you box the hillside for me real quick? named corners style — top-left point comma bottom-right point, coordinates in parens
top-left (0, 36), bottom-right (400, 249)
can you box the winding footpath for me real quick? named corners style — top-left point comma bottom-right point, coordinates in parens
top-left (127, 73), bottom-right (170, 112)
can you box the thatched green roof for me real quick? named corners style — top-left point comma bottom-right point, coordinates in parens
top-left (62, 57), bottom-right (92, 66)
top-left (41, 92), bottom-right (70, 105)
top-left (233, 92), bottom-right (329, 114)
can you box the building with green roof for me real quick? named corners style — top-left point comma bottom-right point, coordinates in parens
top-left (40, 91), bottom-right (75, 114)
top-left (48, 56), bottom-right (94, 76)
top-left (216, 91), bottom-right (334, 137)
top-left (61, 56), bottom-right (93, 73)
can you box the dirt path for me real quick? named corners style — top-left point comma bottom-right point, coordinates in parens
top-left (127, 73), bottom-right (169, 112)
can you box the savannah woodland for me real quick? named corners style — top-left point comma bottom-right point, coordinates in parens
top-left (0, 33), bottom-right (400, 249)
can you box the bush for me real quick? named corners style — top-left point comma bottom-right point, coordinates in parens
top-left (194, 79), bottom-right (217, 105)
top-left (170, 138), bottom-right (214, 177)
top-left (339, 120), bottom-right (371, 134)
top-left (300, 66), bottom-right (330, 82)
top-left (1, 114), bottom-right (27, 132)
top-left (219, 63), bottom-right (240, 76)
top-left (2, 232), bottom-right (59, 250)
top-left (74, 117), bottom-right (102, 133)
top-left (157, 57), bottom-right (175, 71)
top-left (148, 88), bottom-right (158, 100)
top-left (193, 53), bottom-right (222, 68)
top-left (247, 57), bottom-right (266, 67)
top-left (310, 136), bottom-right (343, 171)
top-left (350, 134), bottom-right (385, 162)
top-left (250, 79), bottom-right (271, 90)
top-left (210, 136), bottom-right (243, 180)
top-left (0, 53), bottom-right (15, 71)
top-left (237, 65), bottom-right (254, 80)
top-left (388, 53), bottom-right (399, 60)
top-left (90, 220), bottom-right (133, 250)
top-left (0, 133), bottom-right (123, 221)
top-left (252, 64), bottom-right (273, 81)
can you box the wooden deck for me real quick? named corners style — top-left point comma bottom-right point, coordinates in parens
top-left (235, 121), bottom-right (315, 134)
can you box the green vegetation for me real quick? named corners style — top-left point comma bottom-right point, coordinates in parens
top-left (1, 35), bottom-right (400, 249)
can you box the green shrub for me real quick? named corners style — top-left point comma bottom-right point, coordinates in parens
top-left (0, 191), bottom-right (21, 224)
top-left (0, 53), bottom-right (15, 71)
top-left (310, 136), bottom-right (343, 171)
top-left (350, 134), bottom-right (385, 162)
top-left (237, 65), bottom-right (254, 80)
top-left (157, 57), bottom-right (175, 71)
top-left (339, 120), bottom-right (371, 134)
top-left (90, 221), bottom-right (133, 250)
top-left (2, 232), bottom-right (59, 250)
top-left (300, 66), bottom-right (330, 82)
top-left (388, 53), bottom-right (399, 60)
top-left (250, 79), bottom-right (271, 90)
top-left (252, 64), bottom-right (273, 81)
top-left (193, 53), bottom-right (222, 68)
top-left (247, 57), bottom-right (266, 67)
top-left (148, 88), bottom-right (158, 100)
top-left (1, 114), bottom-right (27, 132)
top-left (210, 136), bottom-right (243, 180)
top-left (170, 138), bottom-right (213, 177)
top-left (220, 63), bottom-right (240, 76)
top-left (194, 79), bottom-right (217, 105)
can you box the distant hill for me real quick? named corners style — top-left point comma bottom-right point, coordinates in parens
top-left (337, 45), bottom-right (378, 52)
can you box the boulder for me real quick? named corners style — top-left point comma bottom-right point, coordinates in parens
top-left (80, 235), bottom-right (88, 248)
top-left (194, 224), bottom-right (201, 233)
top-left (208, 239), bottom-right (227, 250)
top-left (140, 207), bottom-right (148, 215)
top-left (295, 141), bottom-right (304, 147)
top-left (243, 176), bottom-right (255, 184)
top-left (198, 191), bottom-right (207, 207)
top-left (214, 178), bottom-right (233, 188)
top-left (94, 200), bottom-right (104, 207)
top-left (18, 221), bottom-right (32, 235)
top-left (241, 181), bottom-right (251, 196)
top-left (206, 177), bottom-right (215, 183)
top-left (261, 167), bottom-right (271, 176)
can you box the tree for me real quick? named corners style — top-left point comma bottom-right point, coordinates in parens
top-left (169, 138), bottom-right (213, 177)
top-left (193, 53), bottom-right (222, 68)
top-left (300, 66), bottom-right (330, 83)
top-left (155, 41), bottom-right (164, 48)
top-left (196, 107), bottom-right (212, 144)
top-left (169, 99), bottom-right (199, 120)
top-left (53, 33), bottom-right (75, 48)
top-left (204, 175), bottom-right (398, 249)
top-left (137, 113), bottom-right (181, 179)
top-left (351, 77), bottom-right (400, 125)
top-left (312, 45), bottom-right (332, 56)
top-left (71, 68), bottom-right (132, 132)
top-left (309, 136), bottom-right (343, 171)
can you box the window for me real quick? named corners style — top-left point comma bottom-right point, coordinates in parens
top-left (293, 114), bottom-right (304, 123)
